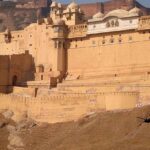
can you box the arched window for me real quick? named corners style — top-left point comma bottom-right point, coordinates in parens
top-left (93, 24), bottom-right (96, 28)
top-left (102, 36), bottom-right (105, 44)
top-left (102, 39), bottom-right (105, 44)
top-left (41, 75), bottom-right (43, 80)
top-left (92, 40), bottom-right (96, 45)
top-left (58, 41), bottom-right (62, 48)
top-left (39, 65), bottom-right (44, 73)
top-left (115, 20), bottom-right (119, 27)
top-left (118, 37), bottom-right (122, 43)
top-left (106, 22), bottom-right (110, 28)
top-left (111, 20), bottom-right (115, 27)
top-left (110, 37), bottom-right (114, 43)
top-left (130, 20), bottom-right (133, 24)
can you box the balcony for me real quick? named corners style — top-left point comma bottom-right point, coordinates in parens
top-left (52, 27), bottom-right (66, 39)
top-left (138, 16), bottom-right (150, 31)
top-left (68, 24), bottom-right (87, 39)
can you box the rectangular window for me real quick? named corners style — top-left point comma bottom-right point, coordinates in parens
top-left (130, 20), bottom-right (133, 24)
top-left (93, 25), bottom-right (96, 28)
top-left (92, 41), bottom-right (96, 45)
top-left (54, 27), bottom-right (59, 33)
top-left (41, 75), bottom-right (43, 80)
top-left (129, 36), bottom-right (132, 41)
top-left (102, 39), bottom-right (105, 44)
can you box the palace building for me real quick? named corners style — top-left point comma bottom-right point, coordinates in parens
top-left (1, 1), bottom-right (150, 120)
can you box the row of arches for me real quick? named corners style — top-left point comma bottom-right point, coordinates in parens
top-left (106, 20), bottom-right (119, 28)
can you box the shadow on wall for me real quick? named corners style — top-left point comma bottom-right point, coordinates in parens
top-left (0, 50), bottom-right (36, 93)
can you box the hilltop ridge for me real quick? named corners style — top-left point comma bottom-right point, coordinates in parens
top-left (0, 0), bottom-right (150, 32)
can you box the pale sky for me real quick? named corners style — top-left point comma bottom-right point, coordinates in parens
top-left (58, 0), bottom-right (150, 8)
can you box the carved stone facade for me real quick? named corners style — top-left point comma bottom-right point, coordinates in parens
top-left (0, 2), bottom-right (150, 89)
top-left (68, 24), bottom-right (87, 39)
top-left (138, 16), bottom-right (150, 30)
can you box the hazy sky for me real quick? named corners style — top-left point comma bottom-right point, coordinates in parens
top-left (58, 0), bottom-right (150, 8)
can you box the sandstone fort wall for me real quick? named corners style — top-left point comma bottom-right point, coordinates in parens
top-left (68, 31), bottom-right (150, 76)
top-left (0, 92), bottom-right (138, 123)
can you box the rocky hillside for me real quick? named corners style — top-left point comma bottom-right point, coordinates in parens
top-left (0, 8), bottom-right (37, 31)
top-left (0, 106), bottom-right (150, 150)
top-left (0, 0), bottom-right (150, 32)
top-left (0, 0), bottom-right (50, 32)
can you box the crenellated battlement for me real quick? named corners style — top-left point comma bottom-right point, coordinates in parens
top-left (0, 92), bottom-right (139, 123)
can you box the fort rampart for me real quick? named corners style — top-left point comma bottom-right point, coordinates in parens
top-left (0, 92), bottom-right (138, 123)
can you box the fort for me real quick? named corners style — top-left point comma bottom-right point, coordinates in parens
top-left (1, 0), bottom-right (150, 123)
top-left (0, 0), bottom-right (150, 32)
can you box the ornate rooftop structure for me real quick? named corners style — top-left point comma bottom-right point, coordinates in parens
top-left (80, 0), bottom-right (150, 18)
top-left (0, 0), bottom-right (149, 32)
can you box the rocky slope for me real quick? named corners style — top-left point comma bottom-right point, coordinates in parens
top-left (0, 106), bottom-right (150, 150)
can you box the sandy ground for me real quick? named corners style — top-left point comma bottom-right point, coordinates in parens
top-left (1, 106), bottom-right (150, 150)
top-left (0, 114), bottom-right (12, 150)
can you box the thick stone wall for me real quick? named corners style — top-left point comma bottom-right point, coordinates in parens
top-left (67, 30), bottom-right (150, 76)
top-left (0, 55), bottom-right (9, 93)
top-left (0, 52), bottom-right (35, 93)
top-left (0, 92), bottom-right (138, 123)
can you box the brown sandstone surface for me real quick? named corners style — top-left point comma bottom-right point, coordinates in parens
top-left (0, 106), bottom-right (150, 150)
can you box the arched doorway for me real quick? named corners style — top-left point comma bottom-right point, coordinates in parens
top-left (12, 75), bottom-right (17, 86)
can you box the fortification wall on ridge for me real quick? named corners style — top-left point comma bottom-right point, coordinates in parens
top-left (0, 92), bottom-right (138, 123)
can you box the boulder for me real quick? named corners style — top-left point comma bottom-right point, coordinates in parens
top-left (9, 134), bottom-right (24, 147)
top-left (2, 110), bottom-right (14, 119)
top-left (16, 118), bottom-right (36, 131)
top-left (7, 125), bottom-right (16, 133)
top-left (0, 120), bottom-right (8, 128)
